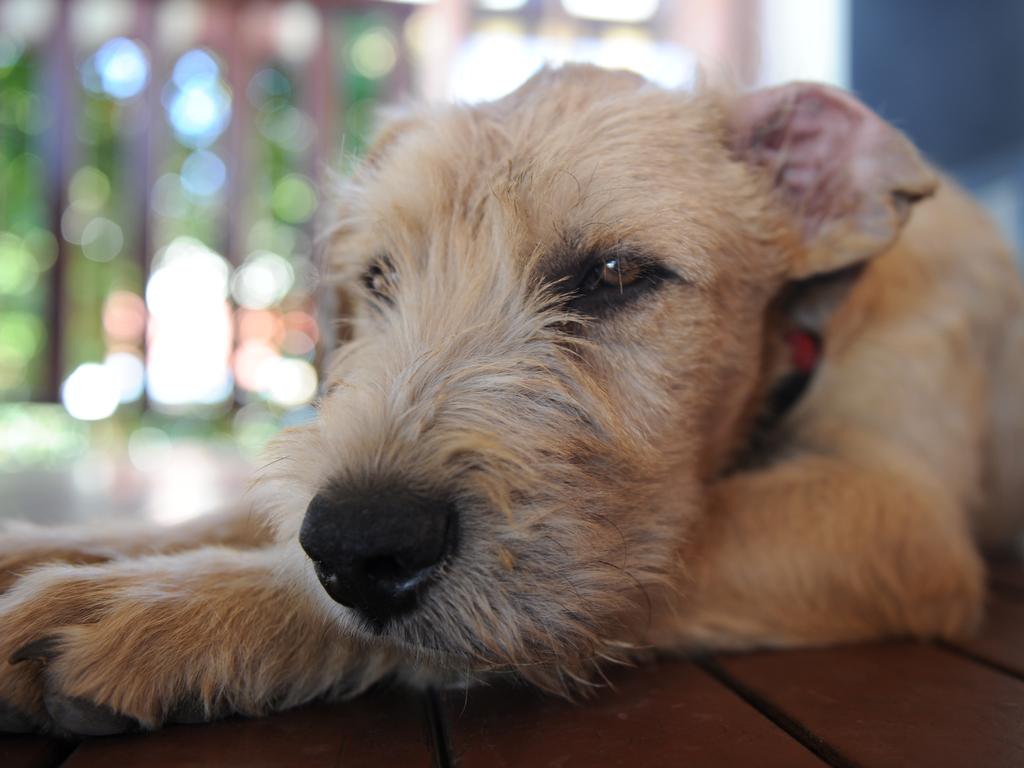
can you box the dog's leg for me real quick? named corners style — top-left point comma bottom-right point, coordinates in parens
top-left (0, 545), bottom-right (388, 736)
top-left (0, 506), bottom-right (273, 593)
top-left (656, 454), bottom-right (985, 651)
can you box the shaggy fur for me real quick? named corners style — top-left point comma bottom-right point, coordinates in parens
top-left (1, 65), bottom-right (1022, 736)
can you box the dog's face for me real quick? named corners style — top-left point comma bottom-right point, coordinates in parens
top-left (258, 66), bottom-right (934, 690)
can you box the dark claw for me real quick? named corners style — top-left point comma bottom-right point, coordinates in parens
top-left (43, 691), bottom-right (139, 737)
top-left (9, 637), bottom-right (61, 666)
top-left (0, 699), bottom-right (38, 733)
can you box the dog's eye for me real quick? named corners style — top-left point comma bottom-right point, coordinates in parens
top-left (565, 253), bottom-right (674, 316)
top-left (361, 256), bottom-right (396, 304)
top-left (364, 265), bottom-right (389, 296)
top-left (582, 256), bottom-right (644, 292)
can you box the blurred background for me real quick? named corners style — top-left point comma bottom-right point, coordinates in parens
top-left (1, 0), bottom-right (1022, 523)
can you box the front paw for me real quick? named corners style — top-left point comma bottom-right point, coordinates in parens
top-left (0, 565), bottom-right (162, 736)
top-left (0, 552), bottom-right (381, 737)
top-left (4, 636), bottom-right (148, 737)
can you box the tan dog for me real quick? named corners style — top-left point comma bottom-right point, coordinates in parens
top-left (2, 65), bottom-right (1022, 737)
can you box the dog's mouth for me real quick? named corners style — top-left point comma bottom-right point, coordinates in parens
top-left (318, 557), bottom-right (454, 636)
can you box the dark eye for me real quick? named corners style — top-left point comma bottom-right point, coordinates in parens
top-left (361, 255), bottom-right (396, 304)
top-left (581, 256), bottom-right (644, 292)
top-left (565, 252), bottom-right (675, 316)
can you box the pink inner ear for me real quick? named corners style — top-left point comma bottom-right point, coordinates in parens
top-left (736, 86), bottom-right (867, 241)
top-left (731, 82), bottom-right (937, 275)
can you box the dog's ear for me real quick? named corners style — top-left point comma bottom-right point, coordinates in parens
top-left (730, 82), bottom-right (937, 280)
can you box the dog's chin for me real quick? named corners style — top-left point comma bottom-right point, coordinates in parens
top-left (337, 599), bottom-right (639, 696)
top-left (337, 611), bottom-right (502, 689)
top-left (342, 604), bottom-right (489, 664)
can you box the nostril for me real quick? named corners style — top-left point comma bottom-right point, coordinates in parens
top-left (364, 554), bottom-right (411, 581)
top-left (364, 554), bottom-right (435, 590)
top-left (299, 485), bottom-right (460, 622)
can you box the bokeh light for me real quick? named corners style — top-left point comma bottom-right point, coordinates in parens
top-left (270, 173), bottom-right (317, 224)
top-left (60, 205), bottom-right (91, 245)
top-left (0, 311), bottom-right (43, 357)
top-left (273, 1), bottom-right (321, 64)
top-left (155, 0), bottom-right (204, 54)
top-left (102, 290), bottom-right (147, 343)
top-left (351, 27), bottom-right (398, 80)
top-left (146, 237), bottom-right (234, 407)
top-left (93, 37), bottom-right (149, 99)
top-left (451, 22), bottom-right (695, 102)
top-left (0, 0), bottom-right (58, 48)
top-left (478, 0), bottom-right (528, 10)
top-left (281, 310), bottom-right (318, 357)
top-left (247, 68), bottom-right (291, 106)
top-left (258, 105), bottom-right (315, 152)
top-left (172, 48), bottom-right (219, 89)
top-left (0, 232), bottom-right (38, 295)
top-left (68, 166), bottom-right (111, 211)
top-left (71, 0), bottom-right (136, 51)
top-left (246, 219), bottom-right (310, 260)
top-left (238, 308), bottom-right (284, 344)
top-left (233, 340), bottom-right (278, 392)
top-left (168, 82), bottom-right (232, 147)
top-left (265, 357), bottom-right (318, 407)
top-left (104, 351), bottom-right (146, 403)
top-left (561, 0), bottom-right (660, 23)
top-left (450, 22), bottom-right (541, 102)
top-left (180, 150), bottom-right (227, 198)
top-left (151, 172), bottom-right (189, 218)
top-left (231, 251), bottom-right (295, 310)
top-left (166, 49), bottom-right (232, 148)
top-left (146, 236), bottom-right (229, 316)
top-left (80, 216), bottom-right (124, 262)
top-left (62, 363), bottom-right (120, 421)
top-left (23, 228), bottom-right (58, 271)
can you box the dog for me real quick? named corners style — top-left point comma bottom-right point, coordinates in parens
top-left (2, 64), bottom-right (1022, 737)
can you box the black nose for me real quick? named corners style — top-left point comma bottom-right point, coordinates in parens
top-left (299, 484), bottom-right (458, 625)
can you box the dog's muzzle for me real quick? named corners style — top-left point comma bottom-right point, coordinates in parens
top-left (299, 483), bottom-right (458, 626)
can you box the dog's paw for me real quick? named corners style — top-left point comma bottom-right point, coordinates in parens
top-left (3, 635), bottom-right (161, 738)
top-left (0, 562), bottom-right (255, 735)
top-left (2, 636), bottom-right (240, 737)
top-left (0, 565), bottom-right (166, 736)
top-left (0, 552), bottom-right (381, 737)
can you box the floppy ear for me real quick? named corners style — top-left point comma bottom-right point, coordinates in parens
top-left (730, 82), bottom-right (938, 280)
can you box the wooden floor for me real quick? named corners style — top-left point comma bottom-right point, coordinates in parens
top-left (3, 560), bottom-right (1023, 767)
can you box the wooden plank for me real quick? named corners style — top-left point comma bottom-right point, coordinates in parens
top-left (442, 660), bottom-right (826, 768)
top-left (714, 642), bottom-right (1024, 768)
top-left (947, 592), bottom-right (1024, 678)
top-left (0, 735), bottom-right (71, 768)
top-left (63, 692), bottom-right (435, 768)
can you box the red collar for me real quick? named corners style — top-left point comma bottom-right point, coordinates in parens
top-left (786, 329), bottom-right (822, 375)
